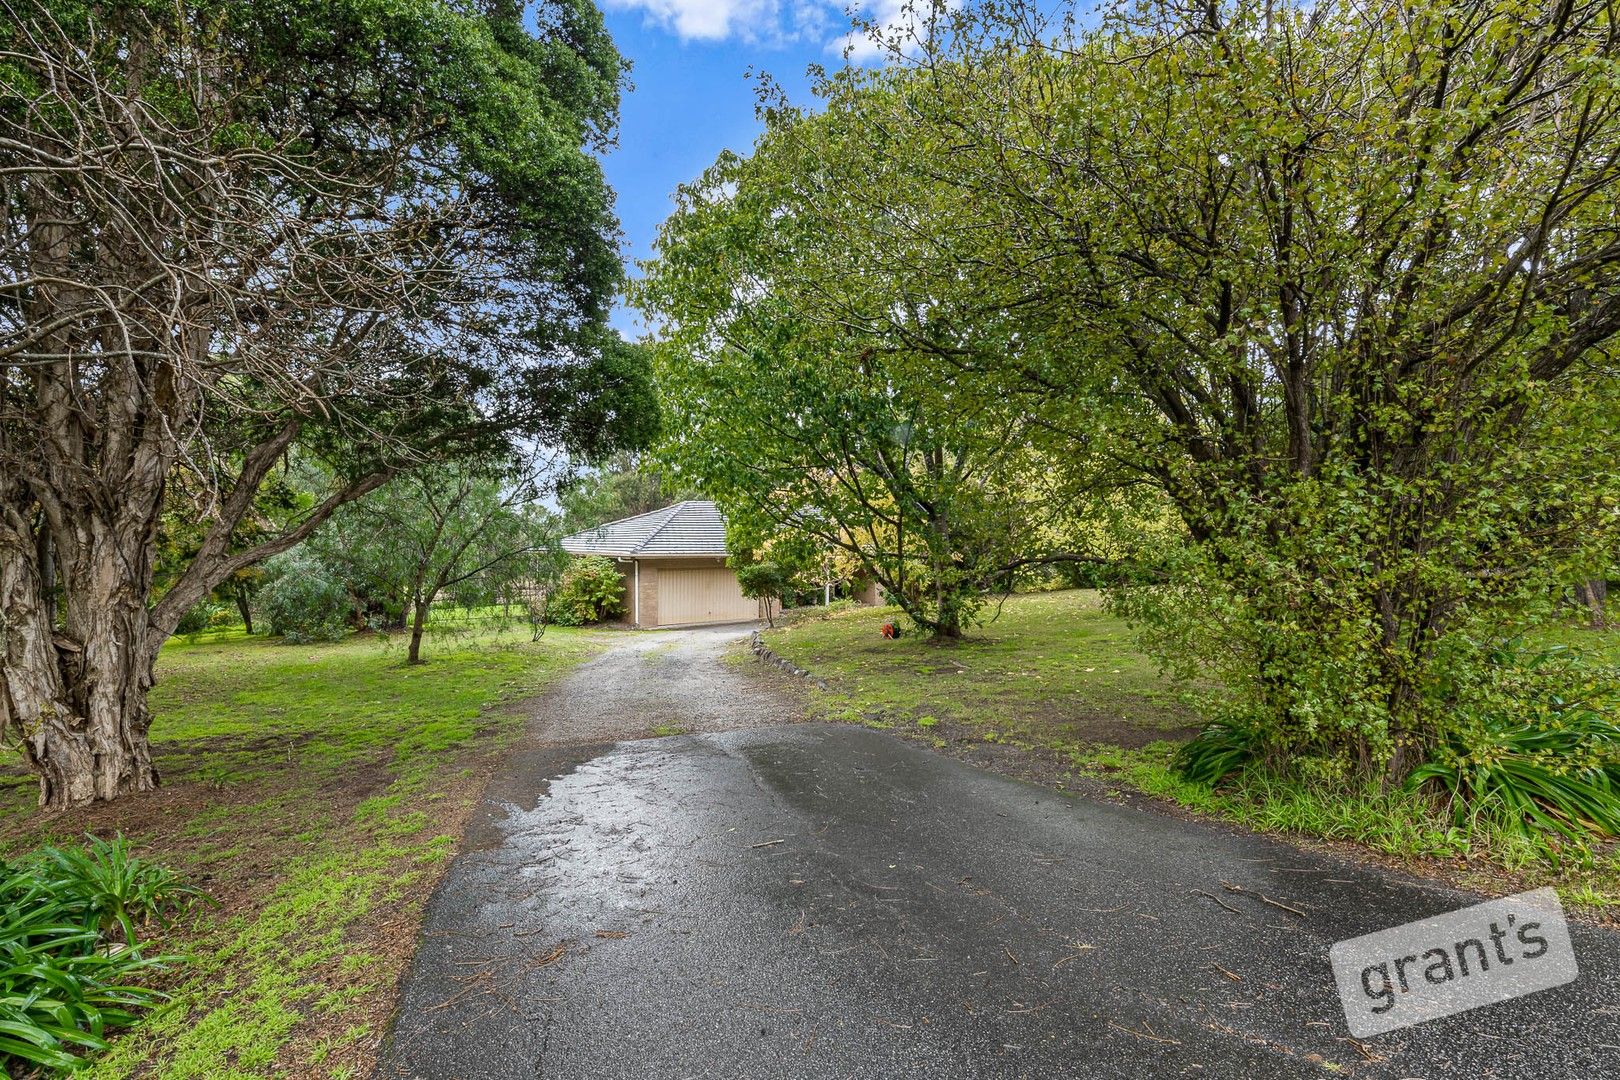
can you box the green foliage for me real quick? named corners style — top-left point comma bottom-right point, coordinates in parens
top-left (734, 561), bottom-right (799, 603)
top-left (312, 464), bottom-right (563, 660)
top-left (1407, 645), bottom-right (1620, 848)
top-left (1, 0), bottom-right (657, 810)
top-left (637, 119), bottom-right (1122, 639)
top-left (0, 837), bottom-right (202, 1072)
top-left (35, 834), bottom-right (210, 947)
top-left (643, 0), bottom-right (1620, 769)
top-left (1125, 750), bottom-right (1486, 862)
top-left (733, 555), bottom-right (812, 626)
top-left (258, 551), bottom-right (350, 644)
top-left (1174, 722), bottom-right (1259, 787)
top-left (547, 556), bottom-right (626, 626)
top-left (5, 623), bottom-right (600, 1075)
top-left (173, 601), bottom-right (230, 637)
top-left (557, 451), bottom-right (690, 534)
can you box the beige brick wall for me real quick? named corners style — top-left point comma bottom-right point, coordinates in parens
top-left (635, 562), bottom-right (659, 627)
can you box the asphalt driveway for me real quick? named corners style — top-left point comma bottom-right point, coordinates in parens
top-left (379, 627), bottom-right (1620, 1079)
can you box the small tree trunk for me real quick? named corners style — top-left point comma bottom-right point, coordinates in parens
top-left (234, 584), bottom-right (254, 635)
top-left (1575, 580), bottom-right (1609, 630)
top-left (407, 598), bottom-right (430, 664)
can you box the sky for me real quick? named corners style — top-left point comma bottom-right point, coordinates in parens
top-left (591, 0), bottom-right (904, 333)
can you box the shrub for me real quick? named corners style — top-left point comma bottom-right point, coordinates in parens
top-left (548, 556), bottom-right (625, 626)
top-left (173, 600), bottom-right (230, 637)
top-left (36, 834), bottom-right (208, 946)
top-left (733, 560), bottom-right (805, 627)
top-left (259, 550), bottom-right (350, 643)
top-left (0, 835), bottom-right (206, 1072)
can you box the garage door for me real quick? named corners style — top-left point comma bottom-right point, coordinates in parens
top-left (657, 568), bottom-right (758, 625)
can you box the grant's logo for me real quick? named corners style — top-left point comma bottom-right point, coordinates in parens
top-left (1330, 887), bottom-right (1577, 1037)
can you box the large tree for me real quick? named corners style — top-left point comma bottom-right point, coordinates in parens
top-left (315, 464), bottom-right (561, 663)
top-left (638, 187), bottom-right (1103, 636)
top-left (646, 0), bottom-right (1620, 774)
top-left (0, 0), bottom-right (654, 807)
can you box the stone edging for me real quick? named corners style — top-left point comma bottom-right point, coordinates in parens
top-left (749, 630), bottom-right (829, 691)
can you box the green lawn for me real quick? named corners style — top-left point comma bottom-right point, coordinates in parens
top-left (0, 619), bottom-right (600, 1078)
top-left (760, 590), bottom-right (1620, 915)
top-left (762, 590), bottom-right (1200, 749)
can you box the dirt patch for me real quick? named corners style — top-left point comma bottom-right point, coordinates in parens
top-left (0, 737), bottom-right (505, 1077)
top-left (275, 753), bottom-right (503, 1079)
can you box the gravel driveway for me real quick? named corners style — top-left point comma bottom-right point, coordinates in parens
top-left (521, 623), bottom-right (801, 745)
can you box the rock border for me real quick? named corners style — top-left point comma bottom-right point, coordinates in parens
top-left (749, 630), bottom-right (829, 690)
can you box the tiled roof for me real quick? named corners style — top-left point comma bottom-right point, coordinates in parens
top-left (560, 500), bottom-right (730, 558)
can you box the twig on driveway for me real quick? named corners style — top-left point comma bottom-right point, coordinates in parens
top-left (424, 971), bottom-right (493, 1013)
top-left (751, 838), bottom-right (786, 849)
top-left (1107, 1021), bottom-right (1181, 1045)
top-left (1337, 1037), bottom-right (1377, 1062)
top-left (1191, 889), bottom-right (1244, 915)
top-left (528, 943), bottom-right (569, 968)
top-left (1219, 880), bottom-right (1306, 917)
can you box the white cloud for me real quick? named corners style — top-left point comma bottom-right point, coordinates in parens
top-left (833, 0), bottom-right (914, 61)
top-left (835, 0), bottom-right (963, 61)
top-left (604, 0), bottom-right (828, 44)
top-left (603, 0), bottom-right (939, 57)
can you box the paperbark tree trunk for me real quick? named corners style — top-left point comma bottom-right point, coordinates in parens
top-left (1, 509), bottom-right (163, 808)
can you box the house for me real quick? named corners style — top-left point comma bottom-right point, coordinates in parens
top-left (559, 501), bottom-right (771, 628)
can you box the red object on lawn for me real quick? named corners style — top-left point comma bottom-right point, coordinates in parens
top-left (881, 622), bottom-right (901, 639)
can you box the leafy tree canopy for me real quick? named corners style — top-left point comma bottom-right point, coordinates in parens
top-left (0, 0), bottom-right (653, 806)
top-left (639, 0), bottom-right (1620, 780)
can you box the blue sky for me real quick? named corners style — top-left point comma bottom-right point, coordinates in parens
top-left (593, 0), bottom-right (902, 333)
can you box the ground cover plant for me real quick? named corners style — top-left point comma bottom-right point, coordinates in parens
top-left (0, 617), bottom-right (599, 1076)
top-left (0, 834), bottom-right (206, 1073)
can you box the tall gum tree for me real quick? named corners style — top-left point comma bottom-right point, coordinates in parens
top-left (0, 0), bottom-right (655, 808)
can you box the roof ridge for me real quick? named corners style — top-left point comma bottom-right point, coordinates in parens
top-left (631, 501), bottom-right (689, 555)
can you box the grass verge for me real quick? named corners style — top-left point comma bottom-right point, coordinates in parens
top-left (761, 590), bottom-right (1199, 748)
top-left (0, 620), bottom-right (600, 1077)
top-left (758, 590), bottom-right (1620, 917)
